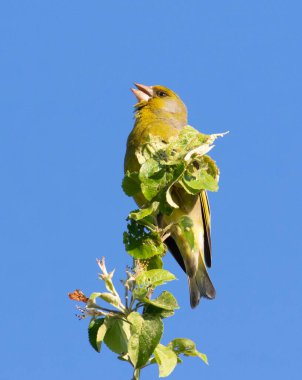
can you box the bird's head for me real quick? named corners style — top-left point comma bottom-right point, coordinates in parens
top-left (131, 83), bottom-right (187, 129)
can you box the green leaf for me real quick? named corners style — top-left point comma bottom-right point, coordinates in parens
top-left (136, 269), bottom-right (176, 288)
top-left (143, 304), bottom-right (175, 319)
top-left (135, 138), bottom-right (167, 165)
top-left (129, 202), bottom-right (159, 221)
top-left (183, 170), bottom-right (218, 192)
top-left (140, 175), bottom-right (167, 202)
top-left (124, 220), bottom-right (166, 259)
top-left (157, 190), bottom-right (174, 215)
top-left (196, 351), bottom-right (208, 364)
top-left (168, 338), bottom-right (208, 364)
top-left (89, 292), bottom-right (119, 306)
top-left (178, 179), bottom-right (198, 195)
top-left (122, 171), bottom-right (141, 196)
top-left (90, 292), bottom-right (120, 308)
top-left (132, 286), bottom-right (148, 300)
top-left (139, 158), bottom-right (162, 179)
top-left (147, 255), bottom-right (163, 270)
top-left (150, 355), bottom-right (183, 365)
top-left (98, 292), bottom-right (120, 307)
top-left (139, 159), bottom-right (164, 201)
top-left (164, 163), bottom-right (186, 208)
top-left (166, 186), bottom-right (179, 208)
top-left (103, 318), bottom-right (130, 354)
top-left (202, 155), bottom-right (220, 179)
top-left (88, 318), bottom-right (107, 353)
top-left (166, 126), bottom-right (209, 161)
top-left (181, 154), bottom-right (219, 193)
top-left (128, 312), bottom-right (163, 369)
top-left (154, 344), bottom-right (178, 377)
top-left (89, 292), bottom-right (103, 301)
top-left (139, 159), bottom-right (183, 205)
top-left (142, 291), bottom-right (179, 311)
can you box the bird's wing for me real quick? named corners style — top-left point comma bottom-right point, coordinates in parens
top-left (164, 236), bottom-right (186, 273)
top-left (160, 188), bottom-right (212, 271)
top-left (200, 190), bottom-right (212, 268)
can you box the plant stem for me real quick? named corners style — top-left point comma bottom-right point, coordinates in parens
top-left (132, 368), bottom-right (140, 380)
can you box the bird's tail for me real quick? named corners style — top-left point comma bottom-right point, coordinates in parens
top-left (188, 253), bottom-right (216, 308)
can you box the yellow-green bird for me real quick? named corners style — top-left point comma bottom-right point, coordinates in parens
top-left (124, 83), bottom-right (215, 308)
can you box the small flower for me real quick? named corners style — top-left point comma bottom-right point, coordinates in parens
top-left (97, 257), bottom-right (115, 280)
top-left (75, 303), bottom-right (106, 320)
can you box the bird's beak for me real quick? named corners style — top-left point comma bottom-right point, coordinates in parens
top-left (131, 83), bottom-right (154, 102)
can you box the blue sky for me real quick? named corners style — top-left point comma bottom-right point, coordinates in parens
top-left (1, 1), bottom-right (301, 379)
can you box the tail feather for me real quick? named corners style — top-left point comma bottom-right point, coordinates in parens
top-left (189, 254), bottom-right (216, 308)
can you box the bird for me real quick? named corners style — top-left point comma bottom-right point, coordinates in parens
top-left (124, 83), bottom-right (216, 308)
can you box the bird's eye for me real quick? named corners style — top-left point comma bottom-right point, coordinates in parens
top-left (156, 90), bottom-right (167, 98)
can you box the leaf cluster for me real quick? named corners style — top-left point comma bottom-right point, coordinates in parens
top-left (69, 259), bottom-right (207, 379)
top-left (122, 126), bottom-right (225, 261)
top-left (123, 126), bottom-right (221, 205)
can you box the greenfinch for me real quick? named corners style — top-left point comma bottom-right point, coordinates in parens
top-left (124, 83), bottom-right (215, 308)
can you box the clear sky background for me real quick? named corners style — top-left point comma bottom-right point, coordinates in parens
top-left (1, 1), bottom-right (301, 379)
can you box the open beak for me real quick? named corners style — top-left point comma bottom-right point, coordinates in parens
top-left (131, 83), bottom-right (154, 102)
